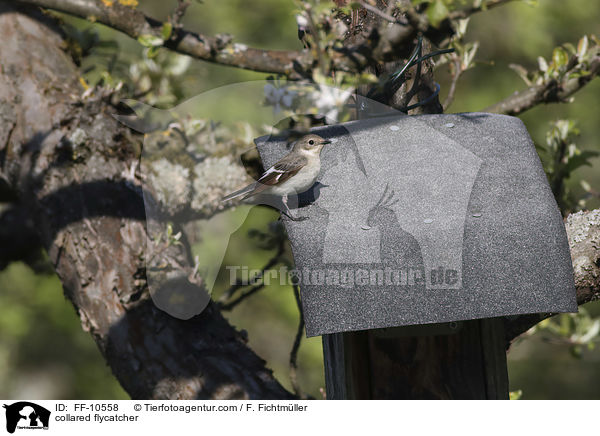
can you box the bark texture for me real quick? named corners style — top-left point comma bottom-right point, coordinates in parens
top-left (0, 3), bottom-right (292, 400)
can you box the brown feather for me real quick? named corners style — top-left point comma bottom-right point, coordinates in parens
top-left (242, 154), bottom-right (307, 199)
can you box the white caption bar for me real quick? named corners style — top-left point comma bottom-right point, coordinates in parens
top-left (0, 400), bottom-right (593, 436)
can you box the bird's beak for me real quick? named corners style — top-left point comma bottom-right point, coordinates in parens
top-left (321, 139), bottom-right (332, 145)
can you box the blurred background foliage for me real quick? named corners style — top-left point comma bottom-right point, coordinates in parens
top-left (0, 0), bottom-right (598, 399)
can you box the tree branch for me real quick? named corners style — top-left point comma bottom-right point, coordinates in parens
top-left (15, 0), bottom-right (427, 77)
top-left (217, 244), bottom-right (284, 307)
top-left (17, 0), bottom-right (306, 75)
top-left (485, 56), bottom-right (600, 115)
top-left (219, 283), bottom-right (267, 311)
top-left (442, 57), bottom-right (462, 111)
top-left (448, 0), bottom-right (519, 20)
top-left (357, 1), bottom-right (401, 24)
top-left (169, 0), bottom-right (190, 30)
top-left (16, 0), bottom-right (520, 80)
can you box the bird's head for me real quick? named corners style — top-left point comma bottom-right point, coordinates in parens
top-left (293, 134), bottom-right (331, 156)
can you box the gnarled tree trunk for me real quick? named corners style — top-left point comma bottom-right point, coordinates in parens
top-left (0, 3), bottom-right (292, 400)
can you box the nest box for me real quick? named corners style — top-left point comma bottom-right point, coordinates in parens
top-left (255, 113), bottom-right (577, 337)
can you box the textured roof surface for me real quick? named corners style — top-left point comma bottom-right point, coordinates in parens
top-left (256, 113), bottom-right (577, 336)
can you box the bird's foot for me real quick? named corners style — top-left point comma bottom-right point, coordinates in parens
top-left (281, 212), bottom-right (309, 221)
top-left (289, 215), bottom-right (309, 222)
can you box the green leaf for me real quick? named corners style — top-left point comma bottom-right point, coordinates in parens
top-left (509, 390), bottom-right (523, 400)
top-left (567, 70), bottom-right (591, 80)
top-left (185, 119), bottom-right (206, 136)
top-left (570, 345), bottom-right (583, 359)
top-left (461, 41), bottom-right (479, 70)
top-left (577, 35), bottom-right (589, 58)
top-left (314, 1), bottom-right (336, 15)
top-left (565, 150), bottom-right (600, 174)
top-left (161, 22), bottom-right (173, 41)
top-left (138, 34), bottom-right (164, 48)
top-left (581, 179), bottom-right (592, 191)
top-left (145, 45), bottom-right (161, 58)
top-left (455, 18), bottom-right (470, 38)
top-left (425, 0), bottom-right (450, 27)
top-left (563, 42), bottom-right (576, 55)
top-left (426, 0), bottom-right (449, 28)
top-left (509, 63), bottom-right (532, 86)
top-left (358, 72), bottom-right (379, 84)
top-left (552, 47), bottom-right (569, 68)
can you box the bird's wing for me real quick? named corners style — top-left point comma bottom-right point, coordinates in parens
top-left (222, 153), bottom-right (307, 201)
top-left (244, 153), bottom-right (307, 197)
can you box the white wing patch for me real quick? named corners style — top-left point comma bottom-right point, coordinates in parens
top-left (258, 165), bottom-right (285, 183)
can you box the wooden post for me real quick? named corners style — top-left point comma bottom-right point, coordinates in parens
top-left (320, 6), bottom-right (510, 400)
top-left (323, 318), bottom-right (508, 399)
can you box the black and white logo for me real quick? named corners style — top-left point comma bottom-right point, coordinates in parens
top-left (3, 402), bottom-right (50, 433)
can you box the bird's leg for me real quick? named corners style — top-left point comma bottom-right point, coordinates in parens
top-left (281, 194), bottom-right (308, 222)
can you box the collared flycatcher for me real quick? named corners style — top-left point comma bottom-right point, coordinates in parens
top-left (222, 134), bottom-right (331, 220)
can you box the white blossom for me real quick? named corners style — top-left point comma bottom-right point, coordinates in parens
top-left (264, 83), bottom-right (296, 114)
top-left (310, 85), bottom-right (352, 122)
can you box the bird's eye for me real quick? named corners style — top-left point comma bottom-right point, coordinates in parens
top-left (308, 140), bottom-right (315, 145)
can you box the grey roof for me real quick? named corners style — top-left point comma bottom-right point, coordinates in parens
top-left (256, 113), bottom-right (577, 337)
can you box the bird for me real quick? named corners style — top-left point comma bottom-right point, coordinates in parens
top-left (222, 134), bottom-right (331, 221)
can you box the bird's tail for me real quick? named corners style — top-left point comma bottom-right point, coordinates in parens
top-left (221, 183), bottom-right (256, 202)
